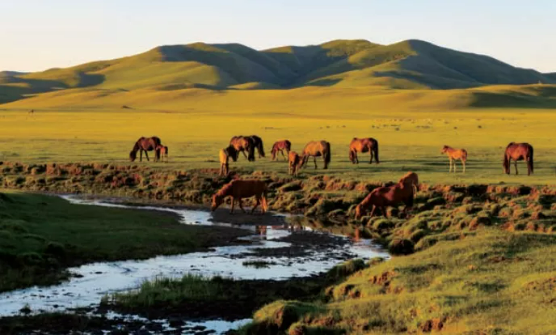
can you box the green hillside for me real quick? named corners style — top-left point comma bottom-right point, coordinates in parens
top-left (1, 39), bottom-right (555, 104)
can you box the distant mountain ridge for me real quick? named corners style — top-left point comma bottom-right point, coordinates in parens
top-left (0, 39), bottom-right (554, 104)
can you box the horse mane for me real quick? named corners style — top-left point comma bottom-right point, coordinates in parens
top-left (528, 144), bottom-right (534, 173)
top-left (215, 182), bottom-right (234, 197)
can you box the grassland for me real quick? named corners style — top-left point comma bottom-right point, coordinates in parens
top-left (0, 191), bottom-right (247, 292)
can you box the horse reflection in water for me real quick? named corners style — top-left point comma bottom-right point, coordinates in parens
top-left (255, 225), bottom-right (268, 239)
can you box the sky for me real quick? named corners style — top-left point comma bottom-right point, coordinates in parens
top-left (1, 0), bottom-right (555, 73)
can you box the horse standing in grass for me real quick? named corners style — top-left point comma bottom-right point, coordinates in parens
top-left (230, 136), bottom-right (256, 161)
top-left (211, 180), bottom-right (268, 214)
top-left (441, 145), bottom-right (467, 173)
top-left (288, 151), bottom-right (303, 176)
top-left (349, 137), bottom-right (379, 164)
top-left (503, 142), bottom-right (534, 175)
top-left (301, 140), bottom-right (331, 170)
top-left (271, 140), bottom-right (291, 161)
top-left (250, 135), bottom-right (265, 158)
top-left (155, 145), bottom-right (169, 163)
top-left (219, 145), bottom-right (238, 176)
top-left (129, 136), bottom-right (162, 162)
top-left (355, 180), bottom-right (414, 219)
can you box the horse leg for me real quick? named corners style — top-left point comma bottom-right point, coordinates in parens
top-left (251, 197), bottom-right (260, 214)
top-left (449, 158), bottom-right (453, 173)
top-left (281, 150), bottom-right (286, 161)
top-left (370, 150), bottom-right (373, 164)
top-left (261, 194), bottom-right (268, 214)
top-left (369, 205), bottom-right (376, 217)
top-left (314, 157), bottom-right (317, 169)
top-left (381, 206), bottom-right (387, 218)
top-left (139, 150), bottom-right (143, 162)
top-left (230, 198), bottom-right (235, 214)
top-left (514, 160), bottom-right (518, 175)
top-left (145, 150), bottom-right (150, 162)
top-left (241, 150), bottom-right (248, 159)
top-left (238, 198), bottom-right (246, 213)
top-left (462, 159), bottom-right (466, 173)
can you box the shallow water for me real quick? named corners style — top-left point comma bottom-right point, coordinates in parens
top-left (0, 195), bottom-right (388, 333)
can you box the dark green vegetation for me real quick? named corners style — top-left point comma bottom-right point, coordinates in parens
top-left (0, 191), bottom-right (247, 292)
top-left (1, 39), bottom-right (554, 103)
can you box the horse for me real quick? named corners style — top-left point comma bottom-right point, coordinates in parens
top-left (230, 136), bottom-right (255, 161)
top-left (300, 141), bottom-right (331, 170)
top-left (129, 136), bottom-right (161, 162)
top-left (503, 142), bottom-right (534, 175)
top-left (288, 151), bottom-right (303, 176)
top-left (355, 181), bottom-right (414, 219)
top-left (398, 172), bottom-right (419, 195)
top-left (211, 180), bottom-right (268, 214)
top-left (250, 135), bottom-right (265, 158)
top-left (349, 137), bottom-right (379, 164)
top-left (441, 145), bottom-right (467, 173)
top-left (271, 140), bottom-right (291, 161)
top-left (155, 145), bottom-right (169, 163)
top-left (219, 145), bottom-right (238, 176)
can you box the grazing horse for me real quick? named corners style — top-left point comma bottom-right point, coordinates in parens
top-left (129, 136), bottom-right (161, 162)
top-left (211, 180), bottom-right (268, 214)
top-left (441, 145), bottom-right (467, 173)
top-left (301, 141), bottom-right (331, 170)
top-left (503, 142), bottom-right (534, 175)
top-left (349, 137), bottom-right (379, 164)
top-left (271, 140), bottom-right (291, 161)
top-left (288, 151), bottom-right (303, 176)
top-left (155, 145), bottom-right (169, 163)
top-left (219, 145), bottom-right (238, 176)
top-left (398, 172), bottom-right (419, 195)
top-left (355, 181), bottom-right (414, 219)
top-left (250, 135), bottom-right (265, 158)
top-left (230, 136), bottom-right (256, 161)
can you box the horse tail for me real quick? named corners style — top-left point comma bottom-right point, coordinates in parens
top-left (323, 141), bottom-right (331, 169)
top-left (503, 149), bottom-right (510, 174)
top-left (374, 140), bottom-right (379, 163)
top-left (259, 141), bottom-right (265, 158)
top-left (248, 140), bottom-right (255, 161)
top-left (528, 145), bottom-right (534, 174)
top-left (462, 149), bottom-right (467, 160)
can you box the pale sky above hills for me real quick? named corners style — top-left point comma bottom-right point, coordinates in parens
top-left (1, 0), bottom-right (555, 72)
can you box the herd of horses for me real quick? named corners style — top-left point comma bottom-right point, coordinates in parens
top-left (129, 135), bottom-right (535, 217)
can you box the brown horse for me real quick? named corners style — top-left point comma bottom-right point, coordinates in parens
top-left (503, 142), bottom-right (534, 175)
top-left (271, 140), bottom-right (291, 161)
top-left (288, 151), bottom-right (303, 176)
top-left (211, 180), bottom-right (268, 214)
top-left (130, 136), bottom-right (161, 162)
top-left (250, 135), bottom-right (265, 158)
top-left (301, 141), bottom-right (331, 170)
top-left (355, 181), bottom-right (414, 219)
top-left (219, 145), bottom-right (238, 176)
top-left (441, 145), bottom-right (467, 173)
top-left (349, 137), bottom-right (379, 164)
top-left (230, 136), bottom-right (256, 161)
top-left (398, 172), bottom-right (419, 195)
top-left (155, 145), bottom-right (169, 163)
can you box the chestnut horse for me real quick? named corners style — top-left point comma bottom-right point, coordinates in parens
top-left (271, 140), bottom-right (291, 161)
top-left (129, 136), bottom-right (161, 162)
top-left (349, 137), bottom-right (379, 164)
top-left (288, 151), bottom-right (303, 176)
top-left (398, 172), bottom-right (419, 195)
top-left (211, 180), bottom-right (268, 214)
top-left (155, 145), bottom-right (169, 163)
top-left (219, 145), bottom-right (238, 176)
top-left (301, 141), bottom-right (331, 170)
top-left (230, 136), bottom-right (255, 161)
top-left (355, 181), bottom-right (414, 219)
top-left (250, 135), bottom-right (265, 158)
top-left (503, 142), bottom-right (534, 175)
top-left (441, 145), bottom-right (467, 173)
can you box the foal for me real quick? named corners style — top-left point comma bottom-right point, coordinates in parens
top-left (155, 145), bottom-right (169, 162)
top-left (441, 145), bottom-right (467, 173)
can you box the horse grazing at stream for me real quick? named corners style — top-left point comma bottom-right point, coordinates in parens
top-left (250, 135), bottom-right (265, 159)
top-left (230, 136), bottom-right (256, 161)
top-left (503, 142), bottom-right (534, 175)
top-left (129, 136), bottom-right (162, 162)
top-left (355, 178), bottom-right (415, 219)
top-left (301, 140), bottom-right (331, 170)
top-left (211, 180), bottom-right (268, 214)
top-left (441, 145), bottom-right (467, 173)
top-left (271, 140), bottom-right (291, 161)
top-left (349, 137), bottom-right (379, 164)
top-left (288, 151), bottom-right (303, 176)
top-left (219, 145), bottom-right (239, 176)
top-left (155, 145), bottom-right (169, 163)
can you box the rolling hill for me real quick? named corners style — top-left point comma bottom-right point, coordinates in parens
top-left (1, 39), bottom-right (555, 107)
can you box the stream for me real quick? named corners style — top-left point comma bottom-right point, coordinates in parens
top-left (0, 195), bottom-right (389, 334)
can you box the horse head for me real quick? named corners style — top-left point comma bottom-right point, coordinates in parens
top-left (211, 194), bottom-right (225, 211)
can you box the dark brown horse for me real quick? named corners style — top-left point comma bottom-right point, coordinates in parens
top-left (230, 136), bottom-right (255, 161)
top-left (211, 180), bottom-right (268, 214)
top-left (503, 142), bottom-right (534, 175)
top-left (355, 181), bottom-right (414, 219)
top-left (250, 135), bottom-right (265, 158)
top-left (219, 145), bottom-right (238, 176)
top-left (349, 137), bottom-right (379, 164)
top-left (271, 140), bottom-right (291, 161)
top-left (129, 136), bottom-right (161, 162)
top-left (301, 141), bottom-right (331, 170)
